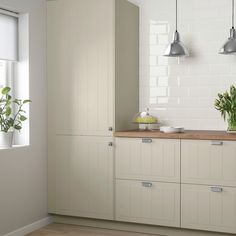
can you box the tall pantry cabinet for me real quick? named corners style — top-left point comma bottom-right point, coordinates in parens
top-left (47, 0), bottom-right (139, 220)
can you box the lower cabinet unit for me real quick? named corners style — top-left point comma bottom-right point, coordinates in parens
top-left (181, 184), bottom-right (236, 234)
top-left (181, 140), bottom-right (236, 187)
top-left (48, 135), bottom-right (114, 220)
top-left (49, 134), bottom-right (236, 235)
top-left (116, 179), bottom-right (180, 227)
top-left (115, 138), bottom-right (180, 183)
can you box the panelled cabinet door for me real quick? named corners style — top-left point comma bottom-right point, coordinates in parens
top-left (181, 184), bottom-right (236, 234)
top-left (181, 140), bottom-right (236, 187)
top-left (115, 138), bottom-right (180, 183)
top-left (47, 0), bottom-right (114, 136)
top-left (116, 180), bottom-right (180, 227)
top-left (48, 135), bottom-right (114, 220)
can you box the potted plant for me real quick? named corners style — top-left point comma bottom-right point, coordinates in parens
top-left (214, 85), bottom-right (236, 132)
top-left (0, 86), bottom-right (31, 148)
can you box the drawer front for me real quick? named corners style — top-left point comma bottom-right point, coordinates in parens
top-left (182, 140), bottom-right (236, 187)
top-left (116, 180), bottom-right (180, 227)
top-left (181, 184), bottom-right (236, 234)
top-left (115, 138), bottom-right (180, 183)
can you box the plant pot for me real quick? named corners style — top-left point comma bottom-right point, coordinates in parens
top-left (0, 131), bottom-right (13, 148)
top-left (227, 119), bottom-right (236, 131)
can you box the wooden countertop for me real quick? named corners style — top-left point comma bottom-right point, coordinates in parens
top-left (114, 130), bottom-right (236, 141)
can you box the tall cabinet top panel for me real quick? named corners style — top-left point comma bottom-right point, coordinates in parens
top-left (47, 0), bottom-right (139, 136)
top-left (47, 0), bottom-right (115, 136)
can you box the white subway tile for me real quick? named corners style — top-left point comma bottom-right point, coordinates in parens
top-left (138, 0), bottom-right (236, 130)
top-left (157, 76), bottom-right (168, 86)
top-left (150, 24), bottom-right (167, 34)
top-left (150, 87), bottom-right (167, 97)
top-left (168, 87), bottom-right (189, 97)
top-left (150, 56), bottom-right (157, 66)
top-left (189, 87), bottom-right (211, 97)
top-left (150, 66), bottom-right (168, 76)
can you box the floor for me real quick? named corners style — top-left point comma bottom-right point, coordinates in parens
top-left (27, 224), bottom-right (161, 236)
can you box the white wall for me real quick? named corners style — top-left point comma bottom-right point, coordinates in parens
top-left (0, 0), bottom-right (47, 235)
top-left (129, 0), bottom-right (236, 130)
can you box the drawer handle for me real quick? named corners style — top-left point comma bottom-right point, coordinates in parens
top-left (211, 141), bottom-right (223, 146)
top-left (142, 182), bottom-right (153, 188)
top-left (211, 186), bottom-right (223, 193)
top-left (142, 138), bottom-right (152, 143)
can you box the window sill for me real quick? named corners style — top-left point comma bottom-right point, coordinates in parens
top-left (0, 144), bottom-right (29, 150)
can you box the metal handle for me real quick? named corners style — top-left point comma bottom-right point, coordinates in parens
top-left (211, 186), bottom-right (223, 193)
top-left (108, 142), bottom-right (113, 147)
top-left (142, 138), bottom-right (152, 143)
top-left (108, 127), bottom-right (113, 131)
top-left (211, 141), bottom-right (223, 146)
top-left (142, 182), bottom-right (153, 188)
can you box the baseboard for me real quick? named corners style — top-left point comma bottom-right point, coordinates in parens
top-left (52, 215), bottom-right (233, 236)
top-left (3, 216), bottom-right (53, 236)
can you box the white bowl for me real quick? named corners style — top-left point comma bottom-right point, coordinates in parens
top-left (160, 126), bottom-right (184, 133)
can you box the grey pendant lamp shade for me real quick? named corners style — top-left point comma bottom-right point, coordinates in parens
top-left (164, 0), bottom-right (189, 57)
top-left (219, 0), bottom-right (236, 54)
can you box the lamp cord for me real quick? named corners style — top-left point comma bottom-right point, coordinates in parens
top-left (233, 0), bottom-right (235, 28)
top-left (176, 0), bottom-right (178, 31)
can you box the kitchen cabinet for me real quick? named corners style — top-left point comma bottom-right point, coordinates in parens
top-left (47, 0), bottom-right (139, 219)
top-left (116, 180), bottom-right (180, 227)
top-left (47, 0), bottom-right (139, 136)
top-left (181, 184), bottom-right (236, 234)
top-left (116, 138), bottom-right (180, 183)
top-left (115, 135), bottom-right (236, 235)
top-left (48, 135), bottom-right (113, 219)
top-left (115, 137), bottom-right (181, 227)
top-left (181, 139), bottom-right (236, 234)
top-left (182, 140), bottom-right (236, 187)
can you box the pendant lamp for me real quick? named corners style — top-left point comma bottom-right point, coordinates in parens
top-left (219, 0), bottom-right (236, 54)
top-left (164, 0), bottom-right (189, 57)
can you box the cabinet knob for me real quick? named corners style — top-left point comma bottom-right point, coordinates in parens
top-left (211, 141), bottom-right (223, 146)
top-left (211, 186), bottom-right (223, 193)
top-left (108, 127), bottom-right (113, 131)
top-left (142, 138), bottom-right (152, 143)
top-left (108, 142), bottom-right (113, 147)
top-left (142, 182), bottom-right (153, 188)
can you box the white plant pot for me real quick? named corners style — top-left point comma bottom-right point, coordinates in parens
top-left (0, 131), bottom-right (13, 148)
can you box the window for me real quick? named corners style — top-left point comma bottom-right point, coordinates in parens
top-left (0, 10), bottom-right (18, 89)
top-left (0, 60), bottom-right (13, 89)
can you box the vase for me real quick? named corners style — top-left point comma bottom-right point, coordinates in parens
top-left (227, 118), bottom-right (236, 131)
top-left (0, 131), bottom-right (13, 148)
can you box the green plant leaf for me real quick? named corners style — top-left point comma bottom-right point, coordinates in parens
top-left (13, 101), bottom-right (20, 105)
top-left (20, 115), bottom-right (27, 121)
top-left (5, 107), bottom-right (11, 116)
top-left (23, 99), bottom-right (31, 104)
top-left (14, 125), bottom-right (22, 130)
top-left (2, 87), bottom-right (11, 95)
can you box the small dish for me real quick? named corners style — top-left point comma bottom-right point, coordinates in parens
top-left (160, 126), bottom-right (184, 133)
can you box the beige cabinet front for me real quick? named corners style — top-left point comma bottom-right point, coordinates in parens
top-left (115, 138), bottom-right (180, 183)
top-left (48, 135), bottom-right (114, 220)
top-left (116, 180), bottom-right (180, 227)
top-left (182, 140), bottom-right (236, 187)
top-left (47, 0), bottom-right (114, 136)
top-left (181, 184), bottom-right (236, 234)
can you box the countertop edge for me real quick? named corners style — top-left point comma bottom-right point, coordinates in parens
top-left (114, 130), bottom-right (236, 141)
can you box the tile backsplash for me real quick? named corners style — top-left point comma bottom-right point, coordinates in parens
top-left (129, 0), bottom-right (236, 130)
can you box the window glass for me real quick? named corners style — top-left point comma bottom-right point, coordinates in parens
top-left (0, 60), bottom-right (13, 89)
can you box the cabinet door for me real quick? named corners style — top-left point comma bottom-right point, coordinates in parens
top-left (47, 0), bottom-right (114, 136)
top-left (48, 135), bottom-right (114, 220)
top-left (182, 140), bottom-right (236, 187)
top-left (181, 184), bottom-right (236, 234)
top-left (115, 138), bottom-right (180, 183)
top-left (116, 180), bottom-right (180, 227)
